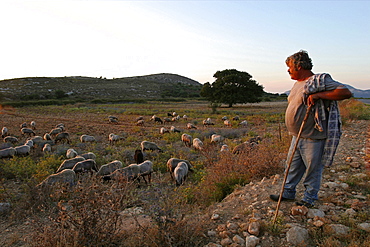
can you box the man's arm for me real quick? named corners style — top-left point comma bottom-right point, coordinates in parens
top-left (307, 87), bottom-right (352, 106)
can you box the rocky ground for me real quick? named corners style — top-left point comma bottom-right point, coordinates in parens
top-left (0, 120), bottom-right (369, 247)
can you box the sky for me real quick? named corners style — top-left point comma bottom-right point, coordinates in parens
top-left (0, 1), bottom-right (369, 93)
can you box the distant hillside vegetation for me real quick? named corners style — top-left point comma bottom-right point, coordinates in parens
top-left (0, 73), bottom-right (202, 102)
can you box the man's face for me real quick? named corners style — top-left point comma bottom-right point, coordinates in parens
top-left (287, 61), bottom-right (301, 81)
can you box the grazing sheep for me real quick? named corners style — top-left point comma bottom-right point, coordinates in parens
top-left (80, 152), bottom-right (96, 160)
top-left (0, 147), bottom-right (16, 158)
top-left (1, 127), bottom-right (8, 138)
top-left (232, 116), bottom-right (240, 121)
top-left (182, 115), bottom-right (188, 120)
top-left (159, 127), bottom-right (170, 134)
top-left (134, 149), bottom-right (144, 164)
top-left (108, 133), bottom-right (121, 144)
top-left (108, 116), bottom-right (118, 124)
top-left (103, 164), bottom-right (140, 182)
top-left (203, 118), bottom-right (214, 127)
top-left (54, 132), bottom-right (71, 144)
top-left (192, 138), bottom-right (204, 151)
top-left (140, 141), bottom-right (162, 152)
top-left (220, 144), bottom-right (229, 152)
top-left (21, 128), bottom-right (35, 137)
top-left (138, 160), bottom-right (154, 184)
top-left (20, 122), bottom-right (27, 129)
top-left (49, 127), bottom-right (63, 136)
top-left (14, 144), bottom-right (31, 156)
top-left (232, 141), bottom-right (259, 154)
top-left (25, 140), bottom-right (34, 147)
top-left (186, 123), bottom-right (197, 129)
top-left (174, 161), bottom-right (189, 186)
top-left (163, 117), bottom-right (172, 124)
top-left (136, 119), bottom-right (145, 126)
top-left (172, 112), bottom-right (177, 117)
top-left (181, 133), bottom-right (192, 147)
top-left (27, 136), bottom-right (43, 146)
top-left (72, 159), bottom-right (98, 173)
top-left (249, 136), bottom-right (262, 144)
top-left (80, 134), bottom-right (96, 143)
top-left (211, 134), bottom-right (224, 144)
top-left (136, 116), bottom-right (144, 121)
top-left (66, 148), bottom-right (78, 159)
top-left (238, 120), bottom-right (248, 128)
top-left (56, 123), bottom-right (65, 131)
top-left (43, 133), bottom-right (52, 141)
top-left (170, 126), bottom-right (181, 133)
top-left (166, 158), bottom-right (193, 180)
top-left (37, 169), bottom-right (76, 188)
top-left (96, 160), bottom-right (123, 176)
top-left (56, 156), bottom-right (86, 173)
top-left (30, 121), bottom-right (36, 130)
top-left (4, 136), bottom-right (18, 144)
top-left (42, 143), bottom-right (52, 153)
top-left (224, 120), bottom-right (232, 127)
top-left (151, 116), bottom-right (163, 124)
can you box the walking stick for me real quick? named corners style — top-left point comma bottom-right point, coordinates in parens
top-left (272, 104), bottom-right (313, 224)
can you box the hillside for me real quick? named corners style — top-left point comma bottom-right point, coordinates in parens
top-left (0, 73), bottom-right (202, 101)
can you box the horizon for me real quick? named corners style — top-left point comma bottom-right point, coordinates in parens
top-left (1, 1), bottom-right (369, 93)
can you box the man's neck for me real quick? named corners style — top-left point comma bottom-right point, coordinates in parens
top-left (297, 70), bottom-right (314, 81)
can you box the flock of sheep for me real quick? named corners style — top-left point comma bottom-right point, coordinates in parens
top-left (1, 112), bottom-right (260, 189)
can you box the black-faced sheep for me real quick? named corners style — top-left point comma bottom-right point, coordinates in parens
top-left (193, 138), bottom-right (203, 151)
top-left (134, 149), bottom-right (144, 164)
top-left (166, 158), bottom-right (193, 181)
top-left (54, 132), bottom-right (71, 144)
top-left (232, 116), bottom-right (240, 121)
top-left (72, 159), bottom-right (98, 173)
top-left (56, 156), bottom-right (86, 173)
top-left (0, 147), bottom-right (16, 158)
top-left (181, 133), bottom-right (192, 147)
top-left (80, 134), bottom-right (96, 143)
top-left (96, 160), bottom-right (123, 176)
top-left (151, 116), bottom-right (163, 124)
top-left (66, 148), bottom-right (78, 159)
top-left (140, 141), bottom-right (162, 152)
top-left (37, 169), bottom-right (77, 188)
top-left (174, 161), bottom-right (188, 186)
top-left (21, 128), bottom-right (35, 137)
top-left (20, 122), bottom-right (27, 129)
top-left (138, 160), bottom-right (154, 184)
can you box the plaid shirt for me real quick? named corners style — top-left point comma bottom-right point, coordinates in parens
top-left (304, 73), bottom-right (342, 167)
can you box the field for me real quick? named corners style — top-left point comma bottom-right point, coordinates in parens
top-left (0, 99), bottom-right (369, 246)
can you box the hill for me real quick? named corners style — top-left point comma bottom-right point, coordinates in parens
top-left (0, 73), bottom-right (202, 102)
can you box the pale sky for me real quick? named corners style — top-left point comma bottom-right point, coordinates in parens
top-left (1, 0), bottom-right (369, 93)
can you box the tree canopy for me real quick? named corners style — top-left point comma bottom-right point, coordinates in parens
top-left (200, 69), bottom-right (264, 107)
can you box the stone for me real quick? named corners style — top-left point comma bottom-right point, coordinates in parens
top-left (245, 235), bottom-right (259, 247)
top-left (291, 206), bottom-right (308, 216)
top-left (323, 224), bottom-right (350, 235)
top-left (211, 213), bottom-right (220, 220)
top-left (232, 234), bottom-right (245, 245)
top-left (248, 220), bottom-right (260, 236)
top-left (204, 243), bottom-right (222, 247)
top-left (207, 230), bottom-right (217, 237)
top-left (220, 237), bottom-right (232, 246)
top-left (358, 223), bottom-right (370, 232)
top-left (307, 209), bottom-right (325, 218)
top-left (0, 203), bottom-right (11, 215)
top-left (286, 226), bottom-right (309, 246)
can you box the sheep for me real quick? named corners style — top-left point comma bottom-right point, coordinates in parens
top-left (174, 161), bottom-right (189, 186)
top-left (166, 158), bottom-right (193, 180)
top-left (27, 136), bottom-right (43, 146)
top-left (108, 116), bottom-right (118, 124)
top-left (42, 143), bottom-right (52, 153)
top-left (248, 136), bottom-right (262, 144)
top-left (159, 127), bottom-right (170, 134)
top-left (103, 164), bottom-right (140, 182)
top-left (56, 123), bottom-right (65, 131)
top-left (163, 117), bottom-right (172, 124)
top-left (232, 141), bottom-right (259, 154)
top-left (136, 116), bottom-right (144, 121)
top-left (108, 133), bottom-right (121, 144)
top-left (96, 160), bottom-right (123, 176)
top-left (0, 147), bottom-right (16, 158)
top-left (21, 128), bottom-right (35, 137)
top-left (14, 144), bottom-right (31, 156)
top-left (224, 120), bottom-right (232, 127)
top-left (80, 134), bottom-right (96, 143)
top-left (54, 132), bottom-right (71, 144)
top-left (136, 119), bottom-right (145, 126)
top-left (186, 123), bottom-right (197, 129)
top-left (193, 138), bottom-right (204, 151)
top-left (182, 115), bottom-right (188, 120)
top-left (220, 144), bottom-right (229, 152)
top-left (137, 160), bottom-right (154, 184)
top-left (170, 126), bottom-right (181, 133)
top-left (30, 121), bottom-right (36, 130)
top-left (43, 133), bottom-right (52, 141)
top-left (1, 127), bottom-right (8, 138)
top-left (134, 149), bottom-right (144, 164)
top-left (203, 118), bottom-right (214, 127)
top-left (4, 136), bottom-right (18, 144)
top-left (72, 159), bottom-right (98, 173)
top-left (211, 134), bottom-right (224, 144)
top-left (25, 139), bottom-right (34, 147)
top-left (140, 141), bottom-right (162, 152)
top-left (238, 120), bottom-right (248, 128)
top-left (151, 116), bottom-right (163, 124)
top-left (221, 116), bottom-right (228, 121)
top-left (172, 112), bottom-right (177, 117)
top-left (49, 127), bottom-right (63, 136)
top-left (181, 133), bottom-right (192, 147)
top-left (56, 156), bottom-right (86, 173)
top-left (66, 148), bottom-right (78, 159)
top-left (232, 116), bottom-right (240, 121)
top-left (20, 122), bottom-right (27, 129)
top-left (37, 169), bottom-right (76, 188)
top-left (80, 152), bottom-right (96, 160)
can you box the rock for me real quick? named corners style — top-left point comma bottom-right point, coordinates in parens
top-left (232, 234), bottom-right (245, 245)
top-left (307, 208), bottom-right (325, 218)
top-left (211, 213), bottom-right (220, 220)
top-left (286, 226), bottom-right (309, 246)
top-left (323, 224), bottom-right (350, 235)
top-left (204, 243), bottom-right (222, 247)
top-left (248, 220), bottom-right (260, 236)
top-left (227, 222), bottom-right (239, 231)
top-left (313, 220), bottom-right (325, 227)
top-left (291, 206), bottom-right (308, 216)
top-left (208, 230), bottom-right (217, 237)
top-left (358, 223), bottom-right (370, 232)
top-left (245, 235), bottom-right (259, 247)
top-left (0, 203), bottom-right (11, 215)
top-left (220, 237), bottom-right (232, 246)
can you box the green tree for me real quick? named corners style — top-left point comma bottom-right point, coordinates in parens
top-left (200, 69), bottom-right (264, 107)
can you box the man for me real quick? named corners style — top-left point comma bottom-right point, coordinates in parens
top-left (270, 50), bottom-right (352, 208)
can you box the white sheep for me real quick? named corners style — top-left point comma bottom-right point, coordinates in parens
top-left (96, 160), bottom-right (123, 176)
top-left (108, 133), bottom-right (121, 144)
top-left (1, 127), bottom-right (8, 138)
top-left (49, 127), bottom-right (63, 136)
top-left (72, 159), bottom-right (98, 173)
top-left (66, 148), bottom-right (78, 159)
top-left (137, 160), bottom-right (154, 184)
top-left (0, 147), bottom-right (16, 158)
top-left (224, 120), bottom-right (232, 127)
top-left (108, 116), bottom-right (118, 124)
top-left (174, 161), bottom-right (189, 186)
top-left (42, 143), bottom-right (52, 153)
top-left (80, 152), bottom-right (96, 160)
top-left (21, 128), bottom-right (35, 137)
top-left (4, 136), bottom-right (18, 144)
top-left (159, 127), bottom-right (170, 134)
top-left (56, 156), bottom-right (86, 173)
top-left (14, 144), bottom-right (31, 156)
top-left (220, 144), bottom-right (229, 152)
top-left (136, 119), bottom-right (145, 126)
top-left (163, 117), bottom-right (172, 124)
top-left (30, 121), bottom-right (36, 130)
top-left (140, 141), bottom-right (162, 152)
top-left (27, 136), bottom-right (43, 146)
top-left (192, 138), bottom-right (203, 151)
top-left (203, 118), bottom-right (214, 127)
top-left (186, 123), bottom-right (197, 129)
top-left (80, 134), bottom-right (96, 143)
top-left (103, 164), bottom-right (140, 182)
top-left (37, 169), bottom-right (77, 188)
top-left (182, 115), bottom-right (188, 120)
top-left (211, 134), bottom-right (224, 144)
top-left (181, 133), bottom-right (192, 147)
top-left (25, 139), bottom-right (34, 147)
top-left (54, 132), bottom-right (71, 144)
top-left (43, 133), bottom-right (52, 141)
top-left (166, 158), bottom-right (193, 181)
top-left (238, 120), bottom-right (248, 128)
top-left (170, 126), bottom-right (181, 133)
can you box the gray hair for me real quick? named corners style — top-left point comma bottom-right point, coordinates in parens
top-left (286, 50), bottom-right (313, 70)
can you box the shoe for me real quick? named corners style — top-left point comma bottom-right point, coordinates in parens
top-left (295, 200), bottom-right (314, 208)
top-left (269, 194), bottom-right (294, 202)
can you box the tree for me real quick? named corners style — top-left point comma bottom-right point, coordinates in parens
top-left (200, 69), bottom-right (264, 107)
